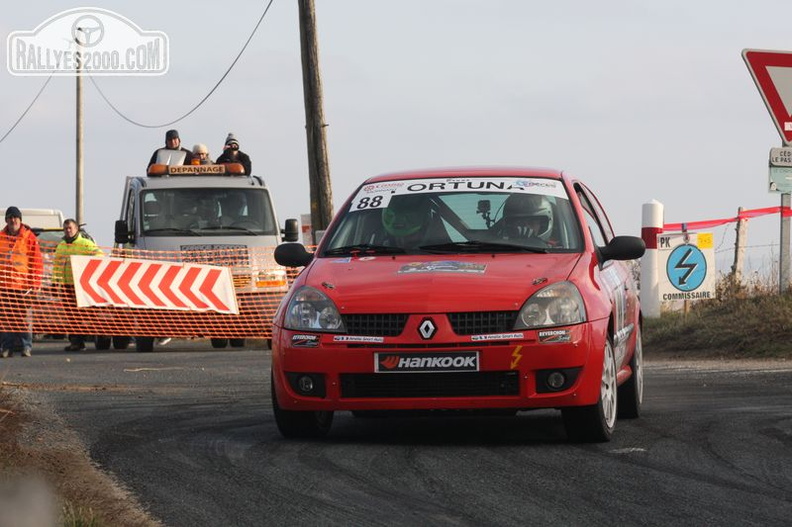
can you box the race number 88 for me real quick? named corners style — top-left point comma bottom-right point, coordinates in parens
top-left (356, 196), bottom-right (384, 209)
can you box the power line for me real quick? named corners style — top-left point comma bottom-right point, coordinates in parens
top-left (89, 0), bottom-right (275, 128)
top-left (0, 74), bottom-right (54, 145)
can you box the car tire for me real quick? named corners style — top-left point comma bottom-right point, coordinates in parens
top-left (211, 338), bottom-right (229, 349)
top-left (112, 336), bottom-right (132, 350)
top-left (271, 373), bottom-right (333, 439)
top-left (562, 336), bottom-right (617, 443)
top-left (95, 336), bottom-right (112, 350)
top-left (618, 325), bottom-right (643, 419)
top-left (136, 336), bottom-right (155, 353)
top-left (229, 338), bottom-right (245, 348)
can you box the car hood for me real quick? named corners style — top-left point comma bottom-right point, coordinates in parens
top-left (302, 253), bottom-right (582, 313)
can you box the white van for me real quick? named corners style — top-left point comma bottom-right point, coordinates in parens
top-left (114, 163), bottom-right (299, 351)
top-left (1, 208), bottom-right (64, 229)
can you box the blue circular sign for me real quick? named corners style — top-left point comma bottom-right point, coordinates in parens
top-left (666, 244), bottom-right (707, 292)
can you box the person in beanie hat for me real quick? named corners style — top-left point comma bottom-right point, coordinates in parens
top-left (215, 133), bottom-right (252, 175)
top-left (147, 129), bottom-right (194, 168)
top-left (192, 143), bottom-right (211, 165)
top-left (0, 206), bottom-right (43, 358)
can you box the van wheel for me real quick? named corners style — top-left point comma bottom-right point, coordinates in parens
top-left (230, 338), bottom-right (245, 348)
top-left (95, 336), bottom-right (111, 350)
top-left (136, 337), bottom-right (154, 353)
top-left (113, 336), bottom-right (132, 350)
top-left (211, 338), bottom-right (228, 349)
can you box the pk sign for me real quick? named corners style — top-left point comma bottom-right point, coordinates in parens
top-left (657, 232), bottom-right (716, 302)
top-left (743, 49), bottom-right (792, 145)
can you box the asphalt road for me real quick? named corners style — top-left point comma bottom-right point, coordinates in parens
top-left (2, 340), bottom-right (791, 526)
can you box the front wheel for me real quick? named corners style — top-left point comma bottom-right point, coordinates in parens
top-left (618, 325), bottom-right (643, 419)
top-left (562, 336), bottom-right (617, 443)
top-left (94, 336), bottom-right (111, 350)
top-left (271, 373), bottom-right (333, 439)
top-left (229, 338), bottom-right (245, 348)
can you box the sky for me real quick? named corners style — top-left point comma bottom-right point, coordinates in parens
top-left (1, 0), bottom-right (790, 280)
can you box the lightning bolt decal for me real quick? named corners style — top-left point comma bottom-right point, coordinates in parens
top-left (510, 345), bottom-right (523, 369)
top-left (675, 248), bottom-right (696, 285)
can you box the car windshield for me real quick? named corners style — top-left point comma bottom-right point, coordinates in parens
top-left (321, 176), bottom-right (583, 255)
top-left (139, 188), bottom-right (278, 236)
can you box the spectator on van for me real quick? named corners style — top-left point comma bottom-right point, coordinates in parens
top-left (215, 133), bottom-right (252, 175)
top-left (192, 144), bottom-right (211, 165)
top-left (148, 129), bottom-right (194, 168)
top-left (53, 218), bottom-right (103, 351)
top-left (0, 206), bottom-right (43, 358)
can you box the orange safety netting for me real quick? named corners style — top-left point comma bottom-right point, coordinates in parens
top-left (0, 244), bottom-right (301, 340)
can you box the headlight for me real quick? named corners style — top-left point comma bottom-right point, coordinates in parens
top-left (284, 286), bottom-right (346, 332)
top-left (514, 281), bottom-right (586, 330)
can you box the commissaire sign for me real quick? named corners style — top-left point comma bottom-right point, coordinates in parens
top-left (657, 232), bottom-right (716, 301)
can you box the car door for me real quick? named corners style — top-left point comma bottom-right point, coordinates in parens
top-left (575, 183), bottom-right (637, 368)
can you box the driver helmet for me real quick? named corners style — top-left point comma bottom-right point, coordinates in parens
top-left (382, 194), bottom-right (431, 237)
top-left (502, 193), bottom-right (554, 241)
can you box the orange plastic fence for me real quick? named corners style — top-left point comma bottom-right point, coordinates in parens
top-left (0, 244), bottom-right (302, 339)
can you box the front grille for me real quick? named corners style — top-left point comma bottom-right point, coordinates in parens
top-left (343, 314), bottom-right (408, 337)
top-left (448, 311), bottom-right (519, 335)
top-left (340, 371), bottom-right (519, 398)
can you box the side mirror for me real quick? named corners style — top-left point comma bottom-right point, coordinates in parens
top-left (274, 243), bottom-right (314, 268)
top-left (282, 218), bottom-right (299, 242)
top-left (599, 235), bottom-right (646, 263)
top-left (114, 220), bottom-right (131, 245)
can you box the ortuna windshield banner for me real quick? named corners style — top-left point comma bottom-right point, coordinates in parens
top-left (7, 7), bottom-right (168, 76)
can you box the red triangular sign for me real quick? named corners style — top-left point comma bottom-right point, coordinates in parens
top-left (743, 49), bottom-right (792, 145)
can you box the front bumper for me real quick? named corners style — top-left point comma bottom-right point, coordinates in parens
top-left (272, 318), bottom-right (608, 412)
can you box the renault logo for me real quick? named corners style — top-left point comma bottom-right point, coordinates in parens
top-left (418, 318), bottom-right (437, 340)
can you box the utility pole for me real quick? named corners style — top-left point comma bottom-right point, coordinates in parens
top-left (75, 35), bottom-right (84, 226)
top-left (298, 0), bottom-right (333, 241)
top-left (732, 206), bottom-right (746, 284)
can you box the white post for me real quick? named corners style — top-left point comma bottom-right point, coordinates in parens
top-left (640, 200), bottom-right (664, 318)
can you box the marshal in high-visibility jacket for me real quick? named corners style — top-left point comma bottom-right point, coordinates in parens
top-left (53, 222), bottom-right (103, 285)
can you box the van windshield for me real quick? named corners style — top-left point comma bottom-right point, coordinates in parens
top-left (140, 188), bottom-right (278, 236)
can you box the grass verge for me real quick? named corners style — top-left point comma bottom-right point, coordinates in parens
top-left (0, 383), bottom-right (161, 527)
top-left (644, 278), bottom-right (792, 360)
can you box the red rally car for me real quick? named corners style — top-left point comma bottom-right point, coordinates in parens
top-left (272, 167), bottom-right (645, 442)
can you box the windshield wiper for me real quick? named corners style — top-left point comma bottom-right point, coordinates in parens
top-left (143, 228), bottom-right (199, 236)
top-left (195, 225), bottom-right (260, 235)
top-left (419, 240), bottom-right (548, 254)
top-left (324, 244), bottom-right (406, 256)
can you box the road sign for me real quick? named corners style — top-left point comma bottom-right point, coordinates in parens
top-left (70, 256), bottom-right (238, 314)
top-left (742, 49), bottom-right (792, 145)
top-left (657, 232), bottom-right (716, 301)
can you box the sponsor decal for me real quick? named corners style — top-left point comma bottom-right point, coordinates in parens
top-left (471, 333), bottom-right (524, 341)
top-left (333, 335), bottom-right (385, 343)
top-left (538, 329), bottom-right (572, 343)
top-left (376, 351), bottom-right (479, 373)
top-left (349, 177), bottom-right (568, 213)
top-left (331, 257), bottom-right (352, 263)
top-left (292, 334), bottom-right (319, 347)
top-left (510, 345), bottom-right (523, 369)
top-left (398, 261), bottom-right (486, 275)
